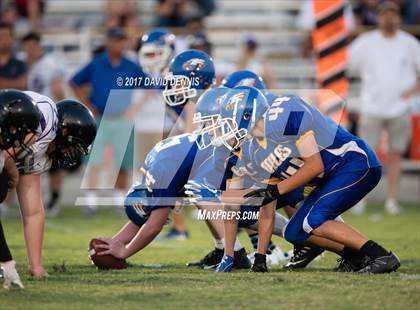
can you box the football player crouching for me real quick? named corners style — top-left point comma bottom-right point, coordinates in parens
top-left (214, 84), bottom-right (400, 274)
top-left (0, 89), bottom-right (41, 288)
top-left (185, 70), bottom-right (293, 269)
top-left (88, 87), bottom-right (250, 269)
top-left (8, 90), bottom-right (96, 278)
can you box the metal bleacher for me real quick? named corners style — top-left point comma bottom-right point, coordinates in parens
top-left (41, 0), bottom-right (317, 90)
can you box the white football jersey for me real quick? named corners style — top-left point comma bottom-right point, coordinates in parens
top-left (15, 91), bottom-right (58, 174)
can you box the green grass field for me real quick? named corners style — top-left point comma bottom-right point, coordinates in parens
top-left (1, 203), bottom-right (419, 310)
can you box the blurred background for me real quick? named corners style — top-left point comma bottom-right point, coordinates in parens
top-left (0, 0), bottom-right (418, 218)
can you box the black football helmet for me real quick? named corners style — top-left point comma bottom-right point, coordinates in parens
top-left (52, 99), bottom-right (97, 167)
top-left (0, 89), bottom-right (40, 151)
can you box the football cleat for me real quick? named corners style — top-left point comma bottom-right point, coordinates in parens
top-left (333, 256), bottom-right (370, 272)
top-left (1, 260), bottom-right (24, 289)
top-left (233, 248), bottom-right (252, 269)
top-left (356, 252), bottom-right (400, 274)
top-left (215, 255), bottom-right (234, 272)
top-left (283, 244), bottom-right (324, 270)
top-left (186, 248), bottom-right (224, 269)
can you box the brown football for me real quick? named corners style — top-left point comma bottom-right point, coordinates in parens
top-left (88, 238), bottom-right (128, 270)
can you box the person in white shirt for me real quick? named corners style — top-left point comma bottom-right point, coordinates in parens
top-left (21, 32), bottom-right (66, 102)
top-left (349, 2), bottom-right (420, 215)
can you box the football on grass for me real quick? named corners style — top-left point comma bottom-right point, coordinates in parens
top-left (88, 238), bottom-right (128, 270)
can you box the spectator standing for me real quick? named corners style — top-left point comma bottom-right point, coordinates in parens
top-left (70, 27), bottom-right (148, 213)
top-left (21, 32), bottom-right (65, 101)
top-left (0, 22), bottom-right (26, 90)
top-left (349, 2), bottom-right (420, 214)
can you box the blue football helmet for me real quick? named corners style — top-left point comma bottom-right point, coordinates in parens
top-left (193, 87), bottom-right (230, 150)
top-left (138, 29), bottom-right (175, 75)
top-left (218, 86), bottom-right (269, 151)
top-left (222, 70), bottom-right (266, 91)
top-left (163, 49), bottom-right (215, 106)
top-left (124, 187), bottom-right (150, 227)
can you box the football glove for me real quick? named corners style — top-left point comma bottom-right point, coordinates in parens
top-left (243, 184), bottom-right (281, 206)
top-left (1, 260), bottom-right (24, 289)
top-left (184, 180), bottom-right (221, 204)
top-left (250, 253), bottom-right (268, 273)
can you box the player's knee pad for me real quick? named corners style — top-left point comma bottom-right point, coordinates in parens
top-left (272, 212), bottom-right (289, 238)
top-left (124, 189), bottom-right (149, 227)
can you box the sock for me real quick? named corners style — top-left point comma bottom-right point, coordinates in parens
top-left (47, 191), bottom-right (60, 209)
top-left (233, 238), bottom-right (242, 251)
top-left (0, 221), bottom-right (13, 262)
top-left (249, 233), bottom-right (259, 250)
top-left (266, 240), bottom-right (276, 255)
top-left (214, 239), bottom-right (224, 250)
top-left (359, 240), bottom-right (389, 259)
top-left (339, 246), bottom-right (366, 265)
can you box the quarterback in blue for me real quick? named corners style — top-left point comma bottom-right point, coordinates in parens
top-left (216, 86), bottom-right (400, 274)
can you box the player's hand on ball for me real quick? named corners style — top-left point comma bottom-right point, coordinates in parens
top-left (88, 238), bottom-right (128, 270)
top-left (96, 238), bottom-right (127, 259)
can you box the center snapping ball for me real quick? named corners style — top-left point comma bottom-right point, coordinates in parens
top-left (88, 238), bottom-right (128, 270)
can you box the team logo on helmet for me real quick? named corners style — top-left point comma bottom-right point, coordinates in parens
top-left (182, 58), bottom-right (206, 70)
top-left (236, 78), bottom-right (257, 87)
top-left (225, 92), bottom-right (246, 112)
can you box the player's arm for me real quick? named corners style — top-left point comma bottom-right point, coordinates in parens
top-left (69, 62), bottom-right (98, 116)
top-left (277, 132), bottom-right (324, 195)
top-left (70, 83), bottom-right (98, 116)
top-left (99, 207), bottom-right (171, 259)
top-left (111, 221), bottom-right (141, 245)
top-left (2, 152), bottom-right (19, 189)
top-left (16, 173), bottom-right (47, 277)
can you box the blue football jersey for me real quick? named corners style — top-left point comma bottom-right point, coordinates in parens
top-left (261, 94), bottom-right (381, 174)
top-left (132, 133), bottom-right (212, 212)
top-left (245, 136), bottom-right (323, 186)
top-left (211, 140), bottom-right (258, 189)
